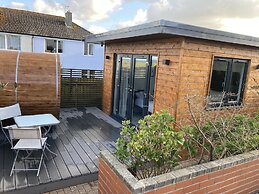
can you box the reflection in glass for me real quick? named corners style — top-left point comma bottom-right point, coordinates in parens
top-left (113, 54), bottom-right (158, 124)
top-left (113, 55), bottom-right (121, 115)
top-left (118, 56), bottom-right (131, 118)
top-left (58, 40), bottom-right (63, 53)
top-left (7, 35), bottom-right (20, 50)
top-left (228, 60), bottom-right (246, 102)
top-left (210, 60), bottom-right (228, 103)
top-left (148, 56), bottom-right (157, 113)
top-left (45, 39), bottom-right (56, 53)
top-left (132, 57), bottom-right (148, 124)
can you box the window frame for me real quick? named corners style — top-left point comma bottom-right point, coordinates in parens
top-left (208, 56), bottom-right (249, 108)
top-left (45, 38), bottom-right (63, 54)
top-left (0, 33), bottom-right (21, 51)
top-left (84, 43), bottom-right (94, 56)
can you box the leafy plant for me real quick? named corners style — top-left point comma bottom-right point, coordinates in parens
top-left (181, 94), bottom-right (259, 163)
top-left (116, 110), bottom-right (185, 179)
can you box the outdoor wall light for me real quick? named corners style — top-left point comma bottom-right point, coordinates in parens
top-left (106, 56), bottom-right (110, 59)
top-left (162, 59), bottom-right (170, 65)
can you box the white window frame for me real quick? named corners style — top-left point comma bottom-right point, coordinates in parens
top-left (45, 38), bottom-right (63, 54)
top-left (84, 43), bottom-right (94, 56)
top-left (0, 33), bottom-right (21, 51)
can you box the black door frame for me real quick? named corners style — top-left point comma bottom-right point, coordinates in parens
top-left (111, 54), bottom-right (155, 123)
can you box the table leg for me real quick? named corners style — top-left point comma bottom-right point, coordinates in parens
top-left (45, 143), bottom-right (57, 158)
top-left (42, 126), bottom-right (52, 137)
top-left (42, 126), bottom-right (57, 158)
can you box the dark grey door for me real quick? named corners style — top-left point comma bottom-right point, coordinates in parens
top-left (112, 54), bottom-right (157, 124)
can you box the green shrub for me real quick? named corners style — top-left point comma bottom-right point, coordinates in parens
top-left (116, 111), bottom-right (185, 179)
top-left (183, 113), bottom-right (259, 162)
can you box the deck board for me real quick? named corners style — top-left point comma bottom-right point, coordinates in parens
top-left (85, 117), bottom-right (117, 154)
top-left (15, 160), bottom-right (28, 189)
top-left (51, 130), bottom-right (82, 177)
top-left (58, 122), bottom-right (98, 173)
top-left (48, 138), bottom-right (71, 180)
top-left (55, 126), bottom-right (90, 175)
top-left (0, 107), bottom-right (121, 194)
top-left (0, 146), bottom-right (4, 193)
top-left (3, 145), bottom-right (16, 191)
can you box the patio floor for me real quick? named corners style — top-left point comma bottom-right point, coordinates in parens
top-left (0, 107), bottom-right (122, 194)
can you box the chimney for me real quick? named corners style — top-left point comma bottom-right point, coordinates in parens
top-left (65, 11), bottom-right (72, 28)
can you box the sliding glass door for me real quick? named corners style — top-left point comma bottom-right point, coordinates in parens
top-left (112, 54), bottom-right (157, 125)
top-left (113, 55), bottom-right (131, 119)
top-left (131, 55), bottom-right (149, 124)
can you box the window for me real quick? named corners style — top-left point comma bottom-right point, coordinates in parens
top-left (0, 34), bottom-right (5, 49)
top-left (0, 34), bottom-right (21, 50)
top-left (45, 39), bottom-right (63, 53)
top-left (7, 35), bottom-right (21, 50)
top-left (58, 40), bottom-right (63, 53)
top-left (84, 43), bottom-right (93, 55)
top-left (209, 57), bottom-right (248, 108)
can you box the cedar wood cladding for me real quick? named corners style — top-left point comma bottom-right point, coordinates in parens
top-left (103, 36), bottom-right (259, 123)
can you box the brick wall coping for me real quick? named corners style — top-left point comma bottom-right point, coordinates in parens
top-left (100, 150), bottom-right (259, 193)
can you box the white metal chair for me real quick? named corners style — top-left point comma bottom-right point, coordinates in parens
top-left (0, 103), bottom-right (21, 144)
top-left (8, 127), bottom-right (47, 176)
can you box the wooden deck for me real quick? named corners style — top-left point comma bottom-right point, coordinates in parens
top-left (0, 107), bottom-right (122, 194)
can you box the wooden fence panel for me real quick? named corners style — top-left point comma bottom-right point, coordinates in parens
top-left (0, 51), bottom-right (60, 117)
top-left (61, 69), bottom-right (103, 108)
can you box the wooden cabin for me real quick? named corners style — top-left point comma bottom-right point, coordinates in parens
top-left (85, 20), bottom-right (259, 125)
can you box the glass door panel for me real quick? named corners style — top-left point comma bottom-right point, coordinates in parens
top-left (148, 56), bottom-right (157, 114)
top-left (228, 60), bottom-right (246, 103)
top-left (131, 56), bottom-right (149, 125)
top-left (112, 55), bottom-right (132, 120)
top-left (209, 59), bottom-right (229, 103)
top-left (119, 56), bottom-right (131, 118)
top-left (113, 55), bottom-right (121, 115)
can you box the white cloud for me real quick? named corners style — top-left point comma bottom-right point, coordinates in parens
top-left (88, 25), bottom-right (108, 34)
top-left (119, 8), bottom-right (147, 28)
top-left (142, 0), bottom-right (259, 37)
top-left (10, 1), bottom-right (26, 9)
top-left (33, 0), bottom-right (64, 17)
top-left (220, 17), bottom-right (259, 37)
top-left (32, 0), bottom-right (122, 22)
top-left (91, 0), bottom-right (122, 20)
top-left (8, 0), bottom-right (259, 38)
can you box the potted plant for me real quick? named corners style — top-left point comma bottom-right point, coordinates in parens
top-left (116, 110), bottom-right (187, 179)
top-left (98, 105), bottom-right (259, 193)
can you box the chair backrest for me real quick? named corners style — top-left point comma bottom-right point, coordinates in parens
top-left (0, 103), bottom-right (21, 121)
top-left (8, 127), bottom-right (41, 140)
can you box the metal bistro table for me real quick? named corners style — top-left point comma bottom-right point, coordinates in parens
top-left (14, 114), bottom-right (60, 156)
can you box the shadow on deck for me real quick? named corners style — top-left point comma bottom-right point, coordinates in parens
top-left (0, 107), bottom-right (122, 194)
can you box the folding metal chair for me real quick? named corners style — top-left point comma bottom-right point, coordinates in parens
top-left (8, 127), bottom-right (47, 176)
top-left (0, 103), bottom-right (21, 144)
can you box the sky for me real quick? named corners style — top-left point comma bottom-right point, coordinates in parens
top-left (1, 0), bottom-right (259, 37)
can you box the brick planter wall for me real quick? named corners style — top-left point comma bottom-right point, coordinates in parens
top-left (98, 150), bottom-right (259, 194)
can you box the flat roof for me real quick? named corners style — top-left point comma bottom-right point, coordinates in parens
top-left (85, 20), bottom-right (259, 48)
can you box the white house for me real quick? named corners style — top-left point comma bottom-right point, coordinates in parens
top-left (0, 7), bottom-right (104, 70)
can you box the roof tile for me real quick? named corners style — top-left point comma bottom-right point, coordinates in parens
top-left (0, 7), bottom-right (91, 40)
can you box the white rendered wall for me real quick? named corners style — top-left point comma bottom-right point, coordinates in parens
top-left (33, 36), bottom-right (45, 52)
top-left (21, 35), bottom-right (32, 52)
top-left (33, 36), bottom-right (104, 70)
